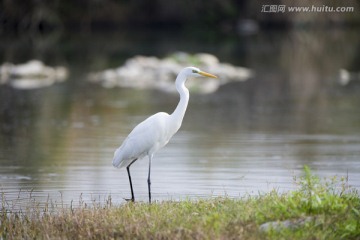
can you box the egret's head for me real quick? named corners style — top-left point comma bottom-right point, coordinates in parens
top-left (183, 67), bottom-right (218, 79)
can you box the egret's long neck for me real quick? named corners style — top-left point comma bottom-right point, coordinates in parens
top-left (170, 73), bottom-right (189, 129)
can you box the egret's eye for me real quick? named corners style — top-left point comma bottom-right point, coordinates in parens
top-left (192, 70), bottom-right (198, 73)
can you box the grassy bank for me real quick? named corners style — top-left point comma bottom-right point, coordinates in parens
top-left (1, 167), bottom-right (360, 239)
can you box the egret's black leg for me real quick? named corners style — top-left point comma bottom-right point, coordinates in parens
top-left (126, 159), bottom-right (137, 202)
top-left (147, 155), bottom-right (152, 203)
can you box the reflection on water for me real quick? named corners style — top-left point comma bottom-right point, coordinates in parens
top-left (0, 29), bottom-right (360, 208)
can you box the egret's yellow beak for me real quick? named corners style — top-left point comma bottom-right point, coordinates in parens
top-left (199, 71), bottom-right (218, 78)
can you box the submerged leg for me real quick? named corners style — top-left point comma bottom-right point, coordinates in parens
top-left (126, 159), bottom-right (137, 202)
top-left (147, 155), bottom-right (152, 203)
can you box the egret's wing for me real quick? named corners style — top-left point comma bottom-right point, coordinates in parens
top-left (112, 113), bottom-right (169, 168)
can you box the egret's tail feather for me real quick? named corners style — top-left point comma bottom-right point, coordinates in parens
top-left (112, 148), bottom-right (123, 168)
top-left (112, 158), bottom-right (121, 168)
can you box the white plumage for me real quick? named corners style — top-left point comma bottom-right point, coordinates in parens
top-left (113, 112), bottom-right (172, 168)
top-left (112, 66), bottom-right (217, 203)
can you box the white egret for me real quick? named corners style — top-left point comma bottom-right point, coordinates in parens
top-left (112, 67), bottom-right (217, 203)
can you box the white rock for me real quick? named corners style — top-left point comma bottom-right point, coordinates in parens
top-left (338, 68), bottom-right (360, 86)
top-left (0, 60), bottom-right (68, 89)
top-left (10, 77), bottom-right (55, 90)
top-left (195, 53), bottom-right (219, 66)
top-left (259, 216), bottom-right (317, 232)
top-left (87, 53), bottom-right (253, 94)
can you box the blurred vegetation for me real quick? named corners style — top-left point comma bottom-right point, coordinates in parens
top-left (1, 0), bottom-right (359, 35)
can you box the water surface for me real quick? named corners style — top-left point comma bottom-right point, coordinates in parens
top-left (0, 29), bottom-right (359, 208)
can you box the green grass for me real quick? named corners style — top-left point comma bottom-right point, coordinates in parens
top-left (1, 166), bottom-right (360, 239)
